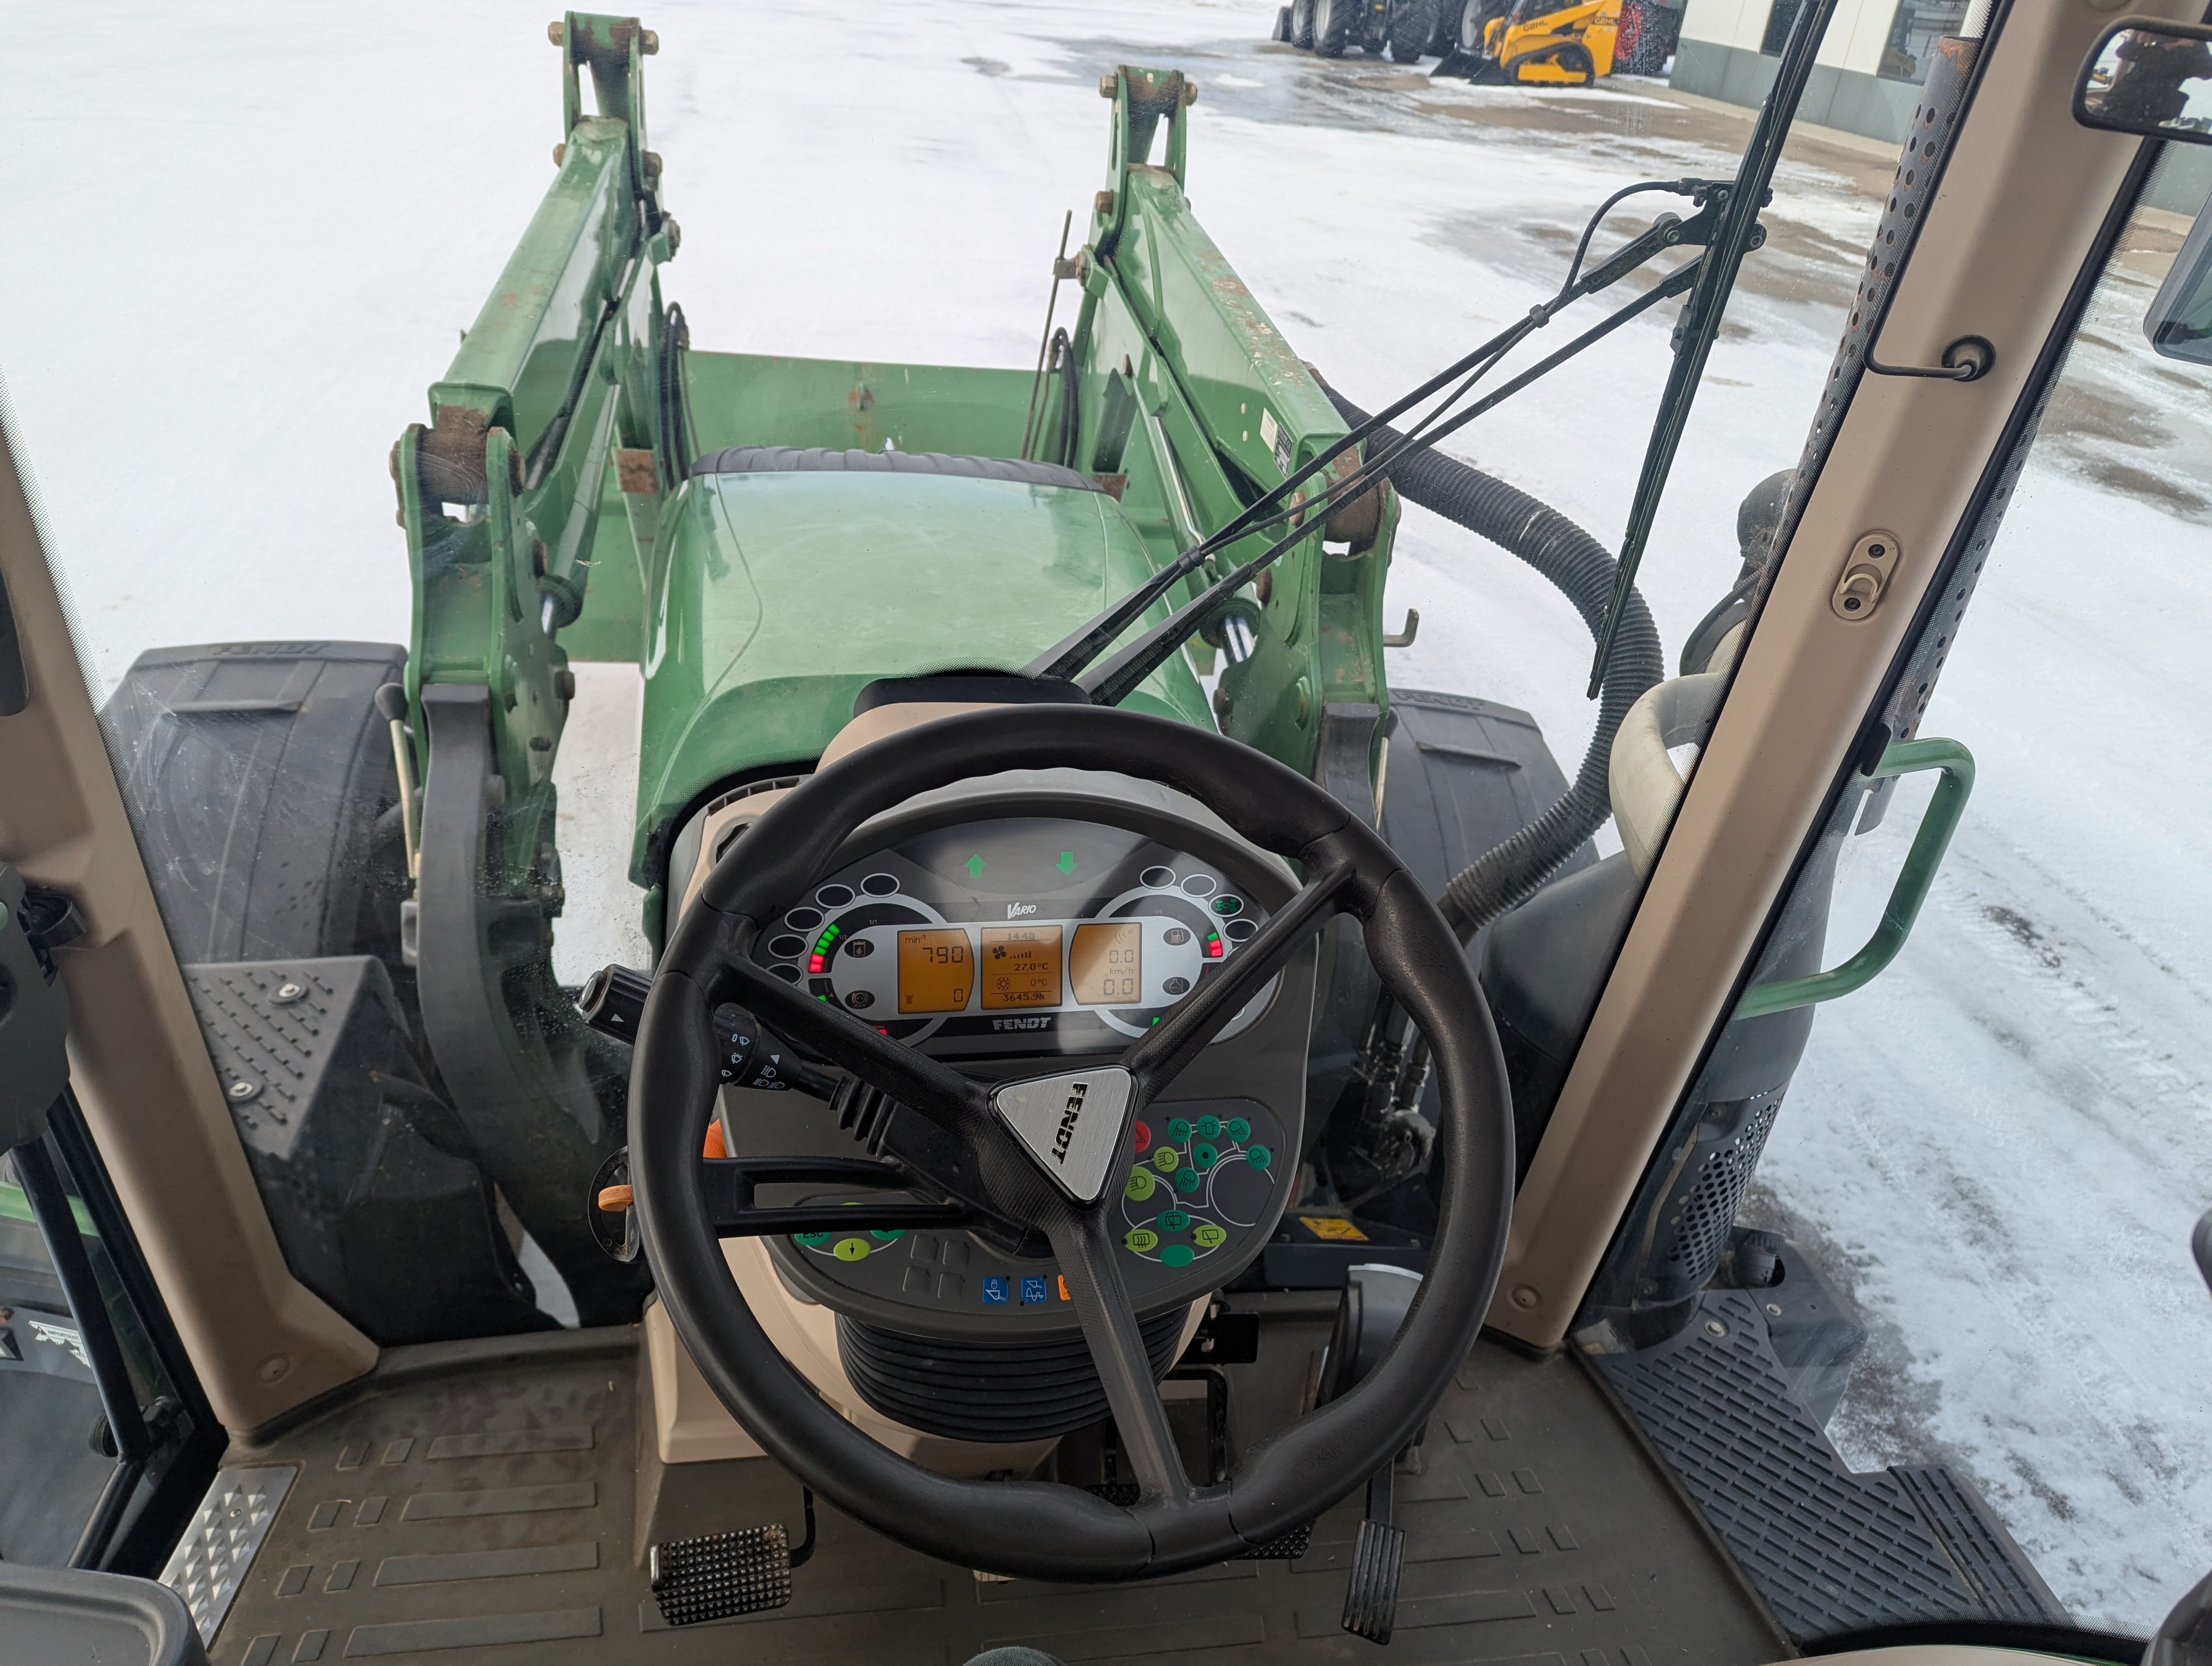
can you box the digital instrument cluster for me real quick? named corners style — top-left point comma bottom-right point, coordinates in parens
top-left (748, 815), bottom-right (1274, 1059)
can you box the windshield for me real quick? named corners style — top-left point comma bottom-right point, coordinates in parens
top-left (5, 0), bottom-right (2199, 1645)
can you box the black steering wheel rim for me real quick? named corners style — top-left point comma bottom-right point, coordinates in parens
top-left (631, 703), bottom-right (1514, 1580)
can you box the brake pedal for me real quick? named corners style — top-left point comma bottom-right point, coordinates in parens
top-left (650, 1491), bottom-right (816, 1626)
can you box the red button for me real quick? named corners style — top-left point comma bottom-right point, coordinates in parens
top-left (1132, 1120), bottom-right (1153, 1154)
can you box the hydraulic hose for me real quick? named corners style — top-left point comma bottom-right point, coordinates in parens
top-left (1324, 387), bottom-right (1663, 942)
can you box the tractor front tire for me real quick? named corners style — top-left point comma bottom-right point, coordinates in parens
top-left (1315, 0), bottom-right (1354, 56)
top-left (1391, 0), bottom-right (1442, 60)
top-left (1274, 4), bottom-right (1294, 41)
top-left (1293, 0), bottom-right (1319, 48)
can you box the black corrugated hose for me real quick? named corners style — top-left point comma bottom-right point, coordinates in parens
top-left (1324, 387), bottom-right (1663, 941)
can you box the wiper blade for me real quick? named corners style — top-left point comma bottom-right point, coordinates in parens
top-left (1584, 0), bottom-right (1840, 695)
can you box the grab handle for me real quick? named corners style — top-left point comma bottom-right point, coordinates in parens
top-left (1734, 737), bottom-right (1975, 1020)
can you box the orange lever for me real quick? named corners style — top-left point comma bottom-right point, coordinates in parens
top-left (596, 1184), bottom-right (634, 1213)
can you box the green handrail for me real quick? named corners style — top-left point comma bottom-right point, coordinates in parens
top-left (1733, 736), bottom-right (1975, 1021)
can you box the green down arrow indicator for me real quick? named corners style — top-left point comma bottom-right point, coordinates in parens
top-left (966, 854), bottom-right (985, 879)
top-left (1057, 851), bottom-right (1076, 875)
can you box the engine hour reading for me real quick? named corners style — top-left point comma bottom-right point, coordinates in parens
top-left (980, 926), bottom-right (1063, 1009)
top-left (1071, 922), bottom-right (1143, 1005)
top-left (897, 928), bottom-right (972, 1013)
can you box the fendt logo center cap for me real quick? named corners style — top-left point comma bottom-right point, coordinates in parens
top-left (993, 1067), bottom-right (1135, 1203)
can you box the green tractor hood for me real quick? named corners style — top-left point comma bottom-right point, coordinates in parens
top-left (636, 458), bottom-right (1210, 877)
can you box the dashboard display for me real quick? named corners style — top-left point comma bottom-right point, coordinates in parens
top-left (1071, 922), bottom-right (1143, 1005)
top-left (979, 926), bottom-right (1062, 1009)
top-left (897, 928), bottom-right (972, 1014)
top-left (753, 816), bottom-right (1279, 1058)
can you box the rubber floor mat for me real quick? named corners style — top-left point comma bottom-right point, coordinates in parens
top-left (199, 1308), bottom-right (1786, 1665)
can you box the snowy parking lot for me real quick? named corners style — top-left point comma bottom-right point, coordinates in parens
top-left (3, 0), bottom-right (2207, 1630)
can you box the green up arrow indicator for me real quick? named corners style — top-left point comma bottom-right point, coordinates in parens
top-left (1057, 851), bottom-right (1076, 875)
top-left (966, 854), bottom-right (985, 879)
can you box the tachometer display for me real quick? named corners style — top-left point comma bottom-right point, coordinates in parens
top-left (979, 925), bottom-right (1063, 1009)
top-left (1071, 921), bottom-right (1143, 1005)
top-left (897, 928), bottom-right (972, 1013)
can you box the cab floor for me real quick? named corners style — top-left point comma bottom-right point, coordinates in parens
top-left (207, 1309), bottom-right (1784, 1666)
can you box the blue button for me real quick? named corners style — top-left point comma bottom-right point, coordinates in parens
top-left (1020, 1276), bottom-right (1049, 1305)
top-left (982, 1277), bottom-right (1008, 1304)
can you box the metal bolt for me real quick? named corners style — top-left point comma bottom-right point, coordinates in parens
top-left (552, 143), bottom-right (567, 166)
top-left (640, 28), bottom-right (659, 53)
top-left (1510, 1285), bottom-right (1540, 1310)
top-left (1182, 80), bottom-right (1199, 106)
top-left (1099, 73), bottom-right (1117, 98)
top-left (228, 1079), bottom-right (261, 1103)
top-left (1703, 1318), bottom-right (1728, 1338)
top-left (271, 981), bottom-right (305, 1004)
top-left (548, 20), bottom-right (564, 46)
top-left (643, 150), bottom-right (663, 180)
top-left (1764, 1303), bottom-right (1783, 1317)
top-left (1095, 189), bottom-right (1115, 216)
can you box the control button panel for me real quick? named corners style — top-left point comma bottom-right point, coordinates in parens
top-left (770, 1095), bottom-right (1288, 1328)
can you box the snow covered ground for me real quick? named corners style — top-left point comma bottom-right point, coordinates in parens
top-left (2, 0), bottom-right (2207, 1631)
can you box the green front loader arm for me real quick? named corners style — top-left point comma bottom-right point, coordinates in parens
top-left (1065, 68), bottom-right (1397, 798)
top-left (383, 11), bottom-right (674, 1325)
top-left (393, 10), bottom-right (679, 892)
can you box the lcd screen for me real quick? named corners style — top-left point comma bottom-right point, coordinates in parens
top-left (897, 928), bottom-right (973, 1014)
top-left (1071, 921), bottom-right (1143, 1004)
top-left (980, 925), bottom-right (1064, 1009)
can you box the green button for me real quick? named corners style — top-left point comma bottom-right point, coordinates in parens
top-left (1126, 1168), bottom-right (1156, 1201)
top-left (1161, 1244), bottom-right (1195, 1268)
top-left (1192, 1143), bottom-right (1219, 1172)
top-left (1157, 1209), bottom-right (1191, 1232)
top-left (1153, 1147), bottom-right (1179, 1173)
top-left (1193, 1222), bottom-right (1228, 1250)
top-left (832, 1237), bottom-right (871, 1262)
top-left (1124, 1228), bottom-right (1160, 1253)
top-left (1227, 1117), bottom-right (1251, 1142)
top-left (1167, 1117), bottom-right (1193, 1142)
top-left (794, 1232), bottom-right (832, 1248)
top-left (1212, 895), bottom-right (1243, 915)
top-left (1175, 1165), bottom-right (1200, 1193)
top-left (1246, 1144), bottom-right (1272, 1169)
top-left (1197, 1114), bottom-right (1221, 1139)
top-left (870, 1229), bottom-right (905, 1242)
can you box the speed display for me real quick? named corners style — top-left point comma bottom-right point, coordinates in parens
top-left (750, 815), bottom-right (1276, 1058)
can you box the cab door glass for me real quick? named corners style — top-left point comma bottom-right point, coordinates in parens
top-left (1717, 148), bottom-right (2212, 1627)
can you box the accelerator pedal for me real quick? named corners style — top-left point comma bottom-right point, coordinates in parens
top-left (1340, 1462), bottom-right (1407, 1643)
top-left (649, 1491), bottom-right (815, 1626)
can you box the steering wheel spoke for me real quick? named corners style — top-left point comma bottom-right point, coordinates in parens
top-left (1121, 853), bottom-right (1356, 1093)
top-left (1049, 1208), bottom-right (1192, 1502)
top-left (723, 954), bottom-right (991, 1137)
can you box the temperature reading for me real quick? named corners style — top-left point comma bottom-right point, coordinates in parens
top-left (1072, 922), bottom-right (1144, 1005)
top-left (980, 925), bottom-right (1063, 1009)
top-left (896, 928), bottom-right (972, 1013)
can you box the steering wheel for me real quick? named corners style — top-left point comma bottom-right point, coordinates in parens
top-left (631, 704), bottom-right (1513, 1581)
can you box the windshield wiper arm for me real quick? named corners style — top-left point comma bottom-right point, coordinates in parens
top-left (1584, 0), bottom-right (1841, 696)
top-left (1027, 187), bottom-right (1731, 689)
top-left (1079, 254), bottom-right (1708, 708)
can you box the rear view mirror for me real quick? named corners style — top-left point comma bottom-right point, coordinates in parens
top-left (2075, 20), bottom-right (2212, 142)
